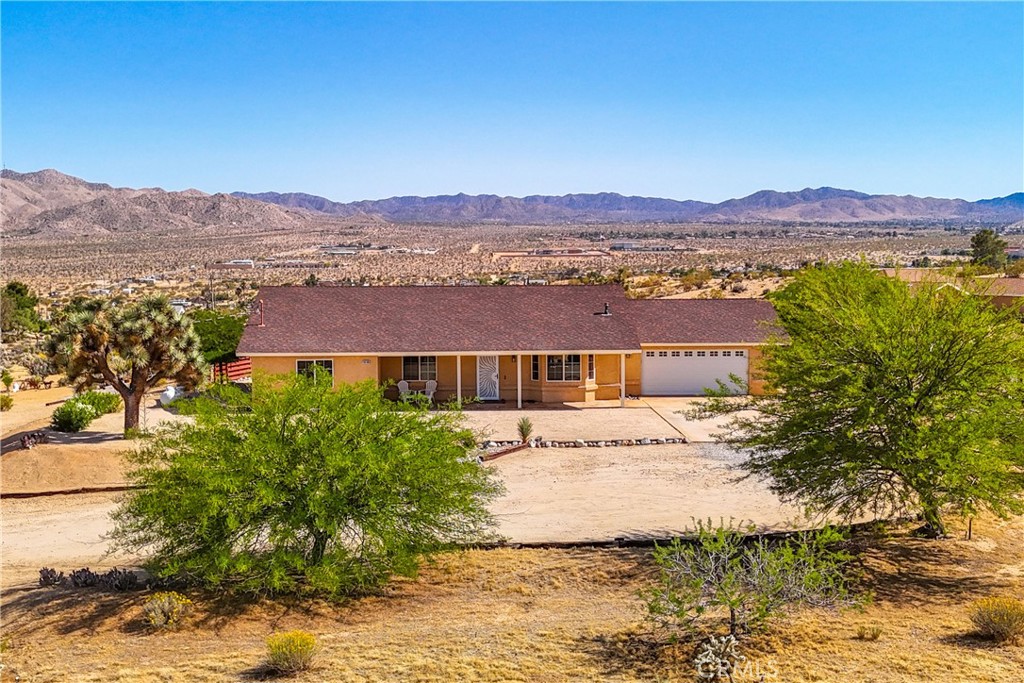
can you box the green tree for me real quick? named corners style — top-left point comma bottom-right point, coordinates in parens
top-left (970, 229), bottom-right (1008, 269)
top-left (190, 309), bottom-right (246, 364)
top-left (111, 376), bottom-right (503, 598)
top-left (1, 281), bottom-right (44, 339)
top-left (46, 296), bottom-right (207, 433)
top-left (704, 263), bottom-right (1024, 537)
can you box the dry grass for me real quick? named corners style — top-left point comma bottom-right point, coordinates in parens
top-left (2, 516), bottom-right (1022, 682)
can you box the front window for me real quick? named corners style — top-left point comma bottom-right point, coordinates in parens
top-left (531, 355), bottom-right (539, 381)
top-left (402, 356), bottom-right (437, 381)
top-left (297, 359), bottom-right (333, 378)
top-left (587, 354), bottom-right (595, 380)
top-left (547, 354), bottom-right (581, 382)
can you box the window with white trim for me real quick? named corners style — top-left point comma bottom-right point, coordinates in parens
top-left (723, 351), bottom-right (732, 357)
top-left (531, 355), bottom-right (540, 381)
top-left (736, 350), bottom-right (745, 357)
top-left (587, 354), bottom-right (595, 380)
top-left (671, 351), bottom-right (680, 357)
top-left (697, 351), bottom-right (706, 357)
top-left (645, 351), bottom-right (654, 357)
top-left (710, 351), bottom-right (719, 357)
top-left (658, 351), bottom-right (668, 357)
top-left (547, 354), bottom-right (581, 382)
top-left (684, 351), bottom-right (693, 357)
top-left (402, 356), bottom-right (437, 381)
top-left (297, 359), bottom-right (333, 378)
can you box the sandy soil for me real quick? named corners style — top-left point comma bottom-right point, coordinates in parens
top-left (1, 516), bottom-right (1021, 683)
top-left (490, 443), bottom-right (805, 543)
top-left (1, 394), bottom-right (187, 494)
top-left (461, 402), bottom-right (683, 442)
top-left (0, 385), bottom-right (74, 439)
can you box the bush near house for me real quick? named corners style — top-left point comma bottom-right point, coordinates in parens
top-left (111, 375), bottom-right (503, 599)
top-left (51, 400), bottom-right (99, 432)
top-left (73, 390), bottom-right (123, 415)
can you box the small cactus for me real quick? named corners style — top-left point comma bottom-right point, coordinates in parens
top-left (69, 568), bottom-right (100, 588)
top-left (38, 567), bottom-right (65, 587)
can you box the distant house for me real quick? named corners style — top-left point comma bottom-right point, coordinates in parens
top-left (1007, 247), bottom-right (1024, 262)
top-left (236, 285), bottom-right (777, 405)
top-left (882, 268), bottom-right (1024, 310)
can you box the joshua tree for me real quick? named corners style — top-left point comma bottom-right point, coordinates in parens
top-left (47, 297), bottom-right (207, 433)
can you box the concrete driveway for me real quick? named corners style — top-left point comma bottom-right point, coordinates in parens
top-left (459, 397), bottom-right (744, 443)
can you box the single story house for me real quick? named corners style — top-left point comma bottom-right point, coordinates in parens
top-left (236, 285), bottom-right (779, 406)
top-left (882, 268), bottom-right (1024, 310)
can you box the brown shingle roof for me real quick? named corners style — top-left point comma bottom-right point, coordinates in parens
top-left (624, 299), bottom-right (780, 345)
top-left (238, 285), bottom-right (641, 355)
top-left (236, 285), bottom-right (780, 355)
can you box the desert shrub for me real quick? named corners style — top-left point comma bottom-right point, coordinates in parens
top-left (971, 597), bottom-right (1024, 644)
top-left (267, 630), bottom-right (319, 674)
top-left (74, 390), bottom-right (123, 415)
top-left (646, 521), bottom-right (854, 636)
top-left (38, 567), bottom-right (64, 587)
top-left (517, 416), bottom-right (533, 442)
top-left (111, 376), bottom-right (503, 599)
top-left (855, 624), bottom-right (883, 641)
top-left (142, 591), bottom-right (194, 630)
top-left (68, 568), bottom-right (100, 588)
top-left (0, 395), bottom-right (12, 412)
top-left (51, 400), bottom-right (99, 432)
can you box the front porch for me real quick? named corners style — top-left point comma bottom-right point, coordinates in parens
top-left (376, 353), bottom-right (638, 407)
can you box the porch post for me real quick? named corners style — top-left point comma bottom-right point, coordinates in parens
top-left (516, 353), bottom-right (523, 409)
top-left (456, 355), bottom-right (462, 404)
top-left (619, 353), bottom-right (626, 407)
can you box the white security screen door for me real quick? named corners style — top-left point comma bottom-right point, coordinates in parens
top-left (476, 355), bottom-right (500, 400)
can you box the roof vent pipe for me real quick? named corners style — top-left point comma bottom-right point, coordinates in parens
top-left (594, 302), bottom-right (611, 317)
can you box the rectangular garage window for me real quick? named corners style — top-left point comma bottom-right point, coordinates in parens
top-left (710, 351), bottom-right (719, 357)
top-left (684, 351), bottom-right (693, 357)
top-left (723, 351), bottom-right (732, 357)
top-left (671, 351), bottom-right (680, 357)
top-left (658, 351), bottom-right (668, 357)
top-left (645, 351), bottom-right (654, 357)
top-left (736, 350), bottom-right (745, 357)
top-left (697, 351), bottom-right (706, 357)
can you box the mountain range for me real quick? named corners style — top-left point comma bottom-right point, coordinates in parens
top-left (234, 186), bottom-right (1024, 224)
top-left (2, 168), bottom-right (1021, 237)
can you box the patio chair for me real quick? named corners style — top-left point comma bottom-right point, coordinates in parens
top-left (424, 379), bottom-right (437, 402)
top-left (397, 380), bottom-right (411, 399)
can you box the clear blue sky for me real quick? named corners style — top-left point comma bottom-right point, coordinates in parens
top-left (2, 2), bottom-right (1022, 202)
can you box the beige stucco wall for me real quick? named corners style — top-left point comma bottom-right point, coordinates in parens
top-left (251, 355), bottom-right (379, 388)
top-left (250, 346), bottom-right (768, 401)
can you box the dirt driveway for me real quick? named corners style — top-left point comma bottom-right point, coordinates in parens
top-left (1, 442), bottom-right (801, 587)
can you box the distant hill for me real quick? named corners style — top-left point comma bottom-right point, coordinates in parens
top-left (236, 186), bottom-right (1024, 224)
top-left (3, 169), bottom-right (1021, 236)
top-left (1, 169), bottom-right (317, 237)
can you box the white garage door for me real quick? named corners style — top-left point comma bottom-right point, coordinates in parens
top-left (641, 349), bottom-right (749, 396)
